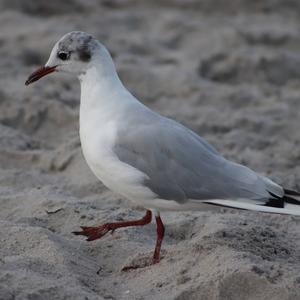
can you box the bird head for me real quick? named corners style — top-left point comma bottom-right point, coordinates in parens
top-left (25, 31), bottom-right (99, 85)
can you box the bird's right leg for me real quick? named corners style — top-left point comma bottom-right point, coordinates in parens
top-left (152, 211), bottom-right (165, 264)
top-left (72, 210), bottom-right (152, 241)
top-left (121, 210), bottom-right (165, 271)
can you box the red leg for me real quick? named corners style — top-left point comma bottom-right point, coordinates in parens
top-left (73, 210), bottom-right (152, 241)
top-left (121, 212), bottom-right (165, 271)
top-left (152, 213), bottom-right (165, 264)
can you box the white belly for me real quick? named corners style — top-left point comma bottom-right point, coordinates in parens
top-left (79, 119), bottom-right (156, 203)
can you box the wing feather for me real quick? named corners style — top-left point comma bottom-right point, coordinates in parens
top-left (114, 113), bottom-right (281, 203)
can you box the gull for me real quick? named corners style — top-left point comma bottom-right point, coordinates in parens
top-left (25, 31), bottom-right (300, 268)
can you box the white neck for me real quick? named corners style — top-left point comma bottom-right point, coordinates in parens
top-left (78, 46), bottom-right (144, 142)
top-left (78, 48), bottom-right (129, 109)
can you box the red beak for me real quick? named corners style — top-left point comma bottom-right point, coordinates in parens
top-left (25, 66), bottom-right (57, 86)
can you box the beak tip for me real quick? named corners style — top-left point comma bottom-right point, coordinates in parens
top-left (25, 65), bottom-right (56, 87)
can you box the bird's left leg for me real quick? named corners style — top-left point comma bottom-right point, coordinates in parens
top-left (73, 210), bottom-right (152, 241)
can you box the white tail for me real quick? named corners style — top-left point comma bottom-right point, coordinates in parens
top-left (204, 196), bottom-right (300, 216)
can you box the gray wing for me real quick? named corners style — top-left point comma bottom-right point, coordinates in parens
top-left (114, 112), bottom-right (278, 203)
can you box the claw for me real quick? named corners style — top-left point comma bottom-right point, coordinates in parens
top-left (72, 224), bottom-right (112, 241)
top-left (72, 231), bottom-right (84, 236)
top-left (121, 256), bottom-right (162, 272)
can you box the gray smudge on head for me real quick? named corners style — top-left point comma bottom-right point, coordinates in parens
top-left (57, 31), bottom-right (96, 62)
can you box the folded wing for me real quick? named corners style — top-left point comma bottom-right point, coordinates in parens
top-left (114, 113), bottom-right (283, 206)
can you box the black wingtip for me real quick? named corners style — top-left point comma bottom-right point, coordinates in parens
top-left (283, 195), bottom-right (300, 205)
top-left (267, 190), bottom-right (300, 207)
top-left (284, 188), bottom-right (300, 196)
top-left (265, 193), bottom-right (284, 208)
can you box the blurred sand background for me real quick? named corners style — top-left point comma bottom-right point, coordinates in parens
top-left (1, 0), bottom-right (300, 299)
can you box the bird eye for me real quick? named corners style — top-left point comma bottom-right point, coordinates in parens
top-left (57, 51), bottom-right (69, 61)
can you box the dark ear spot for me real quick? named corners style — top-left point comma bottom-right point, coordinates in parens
top-left (78, 46), bottom-right (91, 62)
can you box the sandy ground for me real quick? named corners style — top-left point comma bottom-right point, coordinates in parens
top-left (1, 0), bottom-right (300, 299)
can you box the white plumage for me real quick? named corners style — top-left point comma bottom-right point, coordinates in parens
top-left (25, 31), bottom-right (300, 266)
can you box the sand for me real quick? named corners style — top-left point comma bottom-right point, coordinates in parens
top-left (0, 0), bottom-right (300, 299)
